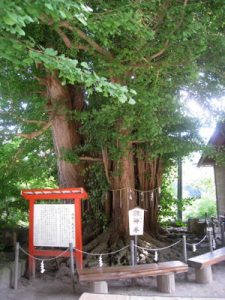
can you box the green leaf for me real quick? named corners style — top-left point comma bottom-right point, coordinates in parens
top-left (3, 15), bottom-right (17, 26)
top-left (45, 3), bottom-right (53, 10)
top-left (44, 48), bottom-right (58, 56)
top-left (119, 94), bottom-right (127, 103)
top-left (81, 62), bottom-right (90, 69)
top-left (128, 98), bottom-right (136, 105)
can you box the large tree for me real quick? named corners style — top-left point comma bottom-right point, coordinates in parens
top-left (0, 0), bottom-right (224, 239)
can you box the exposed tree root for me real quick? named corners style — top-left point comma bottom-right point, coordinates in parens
top-left (82, 228), bottom-right (168, 267)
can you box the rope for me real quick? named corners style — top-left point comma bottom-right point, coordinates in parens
top-left (75, 245), bottom-right (130, 256)
top-left (19, 246), bottom-right (69, 261)
top-left (19, 245), bottom-right (130, 260)
top-left (110, 187), bottom-right (160, 193)
top-left (186, 235), bottom-right (207, 247)
top-left (134, 239), bottom-right (182, 252)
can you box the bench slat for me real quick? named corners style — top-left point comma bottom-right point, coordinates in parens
top-left (78, 261), bottom-right (188, 282)
top-left (188, 247), bottom-right (225, 269)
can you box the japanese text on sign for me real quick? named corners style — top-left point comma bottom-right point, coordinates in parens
top-left (34, 204), bottom-right (75, 247)
top-left (128, 207), bottom-right (144, 236)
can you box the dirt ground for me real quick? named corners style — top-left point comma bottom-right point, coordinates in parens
top-left (1, 262), bottom-right (225, 300)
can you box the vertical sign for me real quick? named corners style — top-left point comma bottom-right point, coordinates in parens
top-left (129, 207), bottom-right (144, 236)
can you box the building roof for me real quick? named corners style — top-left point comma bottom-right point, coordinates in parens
top-left (198, 123), bottom-right (225, 166)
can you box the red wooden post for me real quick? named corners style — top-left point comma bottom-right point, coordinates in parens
top-left (28, 199), bottom-right (35, 276)
top-left (75, 197), bottom-right (83, 269)
top-left (21, 188), bottom-right (88, 272)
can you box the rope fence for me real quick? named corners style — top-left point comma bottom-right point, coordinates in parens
top-left (186, 235), bottom-right (208, 252)
top-left (13, 229), bottom-right (222, 290)
top-left (134, 239), bottom-right (182, 252)
top-left (19, 246), bottom-right (70, 261)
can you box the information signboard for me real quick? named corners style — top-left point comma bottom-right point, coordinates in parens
top-left (21, 187), bottom-right (88, 273)
top-left (34, 204), bottom-right (75, 247)
top-left (129, 207), bottom-right (144, 236)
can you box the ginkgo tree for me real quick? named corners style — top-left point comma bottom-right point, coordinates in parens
top-left (0, 0), bottom-right (224, 240)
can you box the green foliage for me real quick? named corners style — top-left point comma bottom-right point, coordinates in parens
top-left (183, 175), bottom-right (217, 220)
top-left (84, 164), bottom-right (109, 230)
top-left (159, 167), bottom-right (192, 226)
top-left (0, 1), bottom-right (137, 104)
top-left (0, 136), bottom-right (57, 228)
top-left (184, 197), bottom-right (216, 220)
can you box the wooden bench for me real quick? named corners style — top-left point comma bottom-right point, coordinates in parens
top-left (188, 247), bottom-right (225, 283)
top-left (77, 261), bottom-right (188, 294)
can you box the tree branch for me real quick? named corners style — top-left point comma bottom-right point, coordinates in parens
top-left (56, 28), bottom-right (90, 52)
top-left (17, 120), bottom-right (52, 139)
top-left (148, 40), bottom-right (169, 61)
top-left (59, 21), bottom-right (114, 60)
top-left (176, 0), bottom-right (189, 30)
top-left (19, 118), bottom-right (48, 126)
top-left (56, 28), bottom-right (72, 48)
top-left (102, 148), bottom-right (111, 184)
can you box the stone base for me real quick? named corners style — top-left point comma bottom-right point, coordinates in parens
top-left (0, 259), bottom-right (26, 289)
top-left (90, 281), bottom-right (108, 294)
top-left (0, 267), bottom-right (11, 289)
top-left (157, 273), bottom-right (175, 293)
top-left (195, 266), bottom-right (213, 283)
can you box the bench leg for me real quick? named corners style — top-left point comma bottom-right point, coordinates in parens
top-left (195, 266), bottom-right (212, 284)
top-left (90, 281), bottom-right (108, 294)
top-left (157, 273), bottom-right (175, 294)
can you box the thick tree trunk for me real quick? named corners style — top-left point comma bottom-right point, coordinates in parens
top-left (137, 154), bottom-right (163, 235)
top-left (46, 76), bottom-right (84, 187)
top-left (111, 147), bottom-right (136, 238)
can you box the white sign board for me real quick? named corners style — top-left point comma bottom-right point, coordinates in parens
top-left (34, 204), bottom-right (75, 247)
top-left (129, 207), bottom-right (144, 236)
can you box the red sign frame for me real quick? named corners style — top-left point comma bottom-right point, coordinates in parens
top-left (21, 187), bottom-right (88, 274)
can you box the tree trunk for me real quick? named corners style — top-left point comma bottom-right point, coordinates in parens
top-left (46, 75), bottom-right (84, 187)
top-left (111, 147), bottom-right (136, 238)
top-left (137, 154), bottom-right (163, 235)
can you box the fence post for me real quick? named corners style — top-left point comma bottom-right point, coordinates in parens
top-left (220, 220), bottom-right (225, 247)
top-left (134, 235), bottom-right (138, 265)
top-left (182, 235), bottom-right (188, 281)
top-left (130, 240), bottom-right (135, 266)
top-left (211, 217), bottom-right (216, 239)
top-left (14, 242), bottom-right (20, 289)
top-left (208, 229), bottom-right (213, 253)
top-left (182, 235), bottom-right (187, 263)
top-left (69, 243), bottom-right (76, 292)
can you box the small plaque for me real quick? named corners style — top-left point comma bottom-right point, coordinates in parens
top-left (129, 207), bottom-right (144, 236)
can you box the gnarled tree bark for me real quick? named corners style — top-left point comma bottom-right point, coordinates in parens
top-left (46, 75), bottom-right (84, 187)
